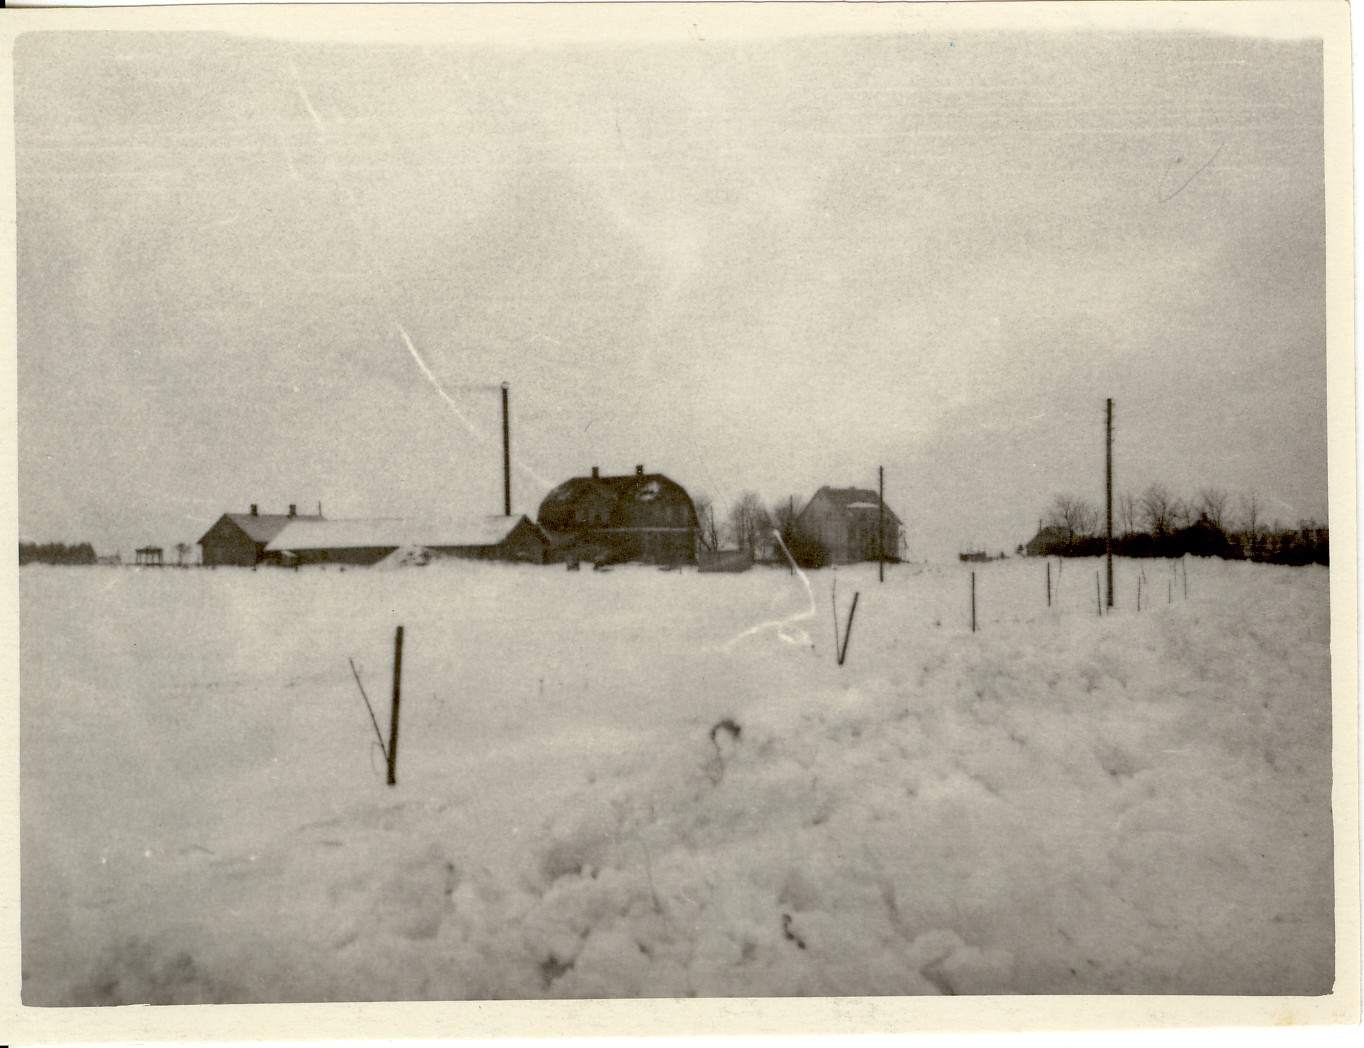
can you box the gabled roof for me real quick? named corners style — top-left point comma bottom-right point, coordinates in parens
top-left (807, 486), bottom-right (903, 526)
top-left (1025, 525), bottom-right (1068, 546)
top-left (200, 512), bottom-right (323, 546)
top-left (265, 515), bottom-right (547, 552)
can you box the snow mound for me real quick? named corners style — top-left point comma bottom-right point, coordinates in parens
top-left (20, 558), bottom-right (1335, 1002)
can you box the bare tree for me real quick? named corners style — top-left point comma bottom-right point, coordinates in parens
top-left (1117, 492), bottom-right (1140, 537)
top-left (770, 496), bottom-right (800, 540)
top-left (1045, 494), bottom-right (1099, 545)
top-left (727, 491), bottom-right (771, 555)
top-left (1198, 488), bottom-right (1230, 529)
top-left (174, 542), bottom-right (191, 567)
top-left (1237, 492), bottom-right (1261, 536)
top-left (693, 494), bottom-right (719, 552)
top-left (1139, 484), bottom-right (1177, 536)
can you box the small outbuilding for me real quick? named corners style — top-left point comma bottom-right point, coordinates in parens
top-left (1023, 525), bottom-right (1067, 557)
top-left (536, 464), bottom-right (699, 566)
top-left (198, 504), bottom-right (322, 567)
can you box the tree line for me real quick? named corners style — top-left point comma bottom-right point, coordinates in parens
top-left (1032, 487), bottom-right (1328, 566)
top-left (19, 541), bottom-right (97, 566)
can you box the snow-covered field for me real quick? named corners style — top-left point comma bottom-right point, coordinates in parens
top-left (19, 556), bottom-right (1335, 1003)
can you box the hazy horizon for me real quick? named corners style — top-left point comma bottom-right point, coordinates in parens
top-left (15, 26), bottom-right (1329, 562)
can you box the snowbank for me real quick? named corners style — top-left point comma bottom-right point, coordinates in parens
top-left (19, 558), bottom-right (1334, 1002)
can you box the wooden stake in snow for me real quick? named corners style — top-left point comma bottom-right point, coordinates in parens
top-left (1105, 398), bottom-right (1114, 609)
top-left (878, 466), bottom-right (885, 584)
top-left (1046, 560), bottom-right (1052, 608)
top-left (837, 592), bottom-right (860, 667)
top-left (387, 625), bottom-right (404, 786)
top-left (1095, 572), bottom-right (1102, 616)
top-left (971, 571), bottom-right (977, 633)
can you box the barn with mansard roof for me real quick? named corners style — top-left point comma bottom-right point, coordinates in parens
top-left (537, 464), bottom-right (699, 566)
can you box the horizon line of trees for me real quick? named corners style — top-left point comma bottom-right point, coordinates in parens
top-left (1033, 487), bottom-right (1328, 566)
top-left (19, 541), bottom-right (97, 566)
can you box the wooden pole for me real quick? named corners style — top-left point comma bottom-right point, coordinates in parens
top-left (1046, 560), bottom-right (1052, 608)
top-left (501, 382), bottom-right (511, 516)
top-left (1182, 556), bottom-right (1188, 600)
top-left (1106, 398), bottom-right (1114, 608)
top-left (971, 571), bottom-right (977, 633)
top-left (1095, 572), bottom-right (1102, 616)
top-left (838, 592), bottom-right (860, 666)
top-left (878, 466), bottom-right (885, 584)
top-left (387, 625), bottom-right (404, 786)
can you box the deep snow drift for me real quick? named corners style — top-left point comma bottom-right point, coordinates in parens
top-left (20, 556), bottom-right (1334, 1003)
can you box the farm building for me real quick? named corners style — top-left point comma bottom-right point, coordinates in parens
top-left (792, 486), bottom-right (903, 566)
top-left (198, 505), bottom-right (323, 567)
top-left (263, 515), bottom-right (550, 567)
top-left (1023, 524), bottom-right (1068, 557)
top-left (537, 465), bottom-right (699, 566)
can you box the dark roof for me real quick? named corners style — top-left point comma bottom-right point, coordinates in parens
top-left (201, 512), bottom-right (324, 546)
top-left (808, 486), bottom-right (903, 526)
top-left (1025, 525), bottom-right (1067, 546)
top-left (537, 471), bottom-right (695, 531)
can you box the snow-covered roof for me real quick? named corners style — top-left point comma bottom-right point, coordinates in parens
top-left (200, 511), bottom-right (324, 546)
top-left (266, 515), bottom-right (542, 552)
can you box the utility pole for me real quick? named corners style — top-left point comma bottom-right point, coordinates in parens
top-left (501, 381), bottom-right (511, 517)
top-left (878, 466), bottom-right (885, 583)
top-left (1105, 397), bottom-right (1114, 609)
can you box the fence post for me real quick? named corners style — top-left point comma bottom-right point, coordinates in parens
top-left (838, 593), bottom-right (860, 666)
top-left (387, 625), bottom-right (404, 786)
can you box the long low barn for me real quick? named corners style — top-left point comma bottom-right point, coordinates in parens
top-left (263, 515), bottom-right (550, 566)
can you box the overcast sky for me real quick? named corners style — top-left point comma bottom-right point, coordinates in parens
top-left (15, 20), bottom-right (1329, 561)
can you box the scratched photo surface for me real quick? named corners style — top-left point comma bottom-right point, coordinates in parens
top-left (16, 23), bottom-right (1332, 1004)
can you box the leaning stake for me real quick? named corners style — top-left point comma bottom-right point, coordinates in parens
top-left (388, 625), bottom-right (404, 786)
top-left (838, 592), bottom-right (860, 667)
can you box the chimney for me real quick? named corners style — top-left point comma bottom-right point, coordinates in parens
top-left (250, 504), bottom-right (258, 517)
top-left (591, 466), bottom-right (600, 479)
top-left (289, 504), bottom-right (296, 518)
top-left (635, 464), bottom-right (644, 477)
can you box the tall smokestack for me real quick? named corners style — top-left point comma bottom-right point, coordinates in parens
top-left (501, 382), bottom-right (511, 516)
